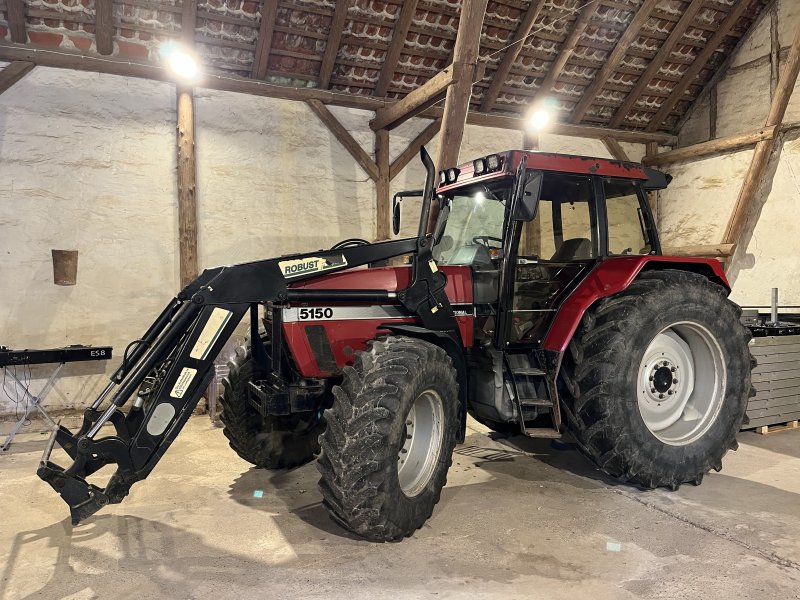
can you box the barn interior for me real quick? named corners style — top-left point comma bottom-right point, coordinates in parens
top-left (1, 0), bottom-right (800, 598)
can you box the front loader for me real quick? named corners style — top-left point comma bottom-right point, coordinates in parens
top-left (38, 148), bottom-right (753, 541)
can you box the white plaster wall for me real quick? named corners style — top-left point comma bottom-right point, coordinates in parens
top-left (0, 67), bottom-right (177, 416)
top-left (0, 64), bottom-right (645, 417)
top-left (658, 0), bottom-right (800, 307)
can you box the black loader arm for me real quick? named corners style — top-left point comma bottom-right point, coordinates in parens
top-left (38, 236), bottom-right (458, 525)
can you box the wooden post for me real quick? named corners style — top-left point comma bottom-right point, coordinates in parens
top-left (645, 141), bottom-right (659, 219)
top-left (375, 129), bottom-right (390, 240)
top-left (7, 0), bottom-right (26, 44)
top-left (770, 5), bottom-right (780, 100)
top-left (435, 0), bottom-right (488, 171)
top-left (523, 129), bottom-right (539, 151)
top-left (723, 24), bottom-right (800, 246)
top-left (95, 0), bottom-right (114, 55)
top-left (177, 87), bottom-right (198, 287)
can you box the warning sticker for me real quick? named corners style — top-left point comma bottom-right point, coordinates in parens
top-left (190, 307), bottom-right (232, 360)
top-left (170, 367), bottom-right (197, 399)
top-left (278, 255), bottom-right (348, 279)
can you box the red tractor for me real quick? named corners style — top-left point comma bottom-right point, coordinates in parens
top-left (39, 149), bottom-right (753, 542)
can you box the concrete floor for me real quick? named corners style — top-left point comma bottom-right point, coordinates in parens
top-left (1, 417), bottom-right (799, 600)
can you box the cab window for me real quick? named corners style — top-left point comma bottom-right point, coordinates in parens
top-left (519, 173), bottom-right (596, 262)
top-left (604, 178), bottom-right (651, 256)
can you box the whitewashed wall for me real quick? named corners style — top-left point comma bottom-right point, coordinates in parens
top-left (661, 0), bottom-right (800, 307)
top-left (0, 64), bottom-right (643, 416)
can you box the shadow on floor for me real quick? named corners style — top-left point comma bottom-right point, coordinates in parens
top-left (228, 465), bottom-right (361, 541)
top-left (1, 515), bottom-right (282, 599)
top-left (739, 429), bottom-right (800, 459)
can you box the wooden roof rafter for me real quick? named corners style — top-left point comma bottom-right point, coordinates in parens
top-left (609, 0), bottom-right (706, 128)
top-left (374, 0), bottom-right (419, 97)
top-left (317, 0), bottom-right (351, 90)
top-left (571, 0), bottom-right (661, 124)
top-left (479, 0), bottom-right (547, 113)
top-left (647, 0), bottom-right (755, 132)
top-left (251, 0), bottom-right (278, 80)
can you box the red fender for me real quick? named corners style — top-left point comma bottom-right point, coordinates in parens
top-left (542, 256), bottom-right (730, 353)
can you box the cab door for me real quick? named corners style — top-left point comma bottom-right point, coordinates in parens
top-left (501, 172), bottom-right (601, 347)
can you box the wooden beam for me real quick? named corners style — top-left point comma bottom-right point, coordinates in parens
top-left (645, 141), bottom-right (658, 217)
top-left (609, 0), bottom-right (704, 128)
top-left (479, 0), bottom-right (546, 112)
top-left (433, 0), bottom-right (488, 233)
top-left (723, 24), bottom-right (800, 245)
top-left (181, 0), bottom-right (197, 46)
top-left (601, 136), bottom-right (630, 162)
top-left (317, 0), bottom-right (349, 89)
top-left (642, 126), bottom-right (776, 167)
top-left (533, 4), bottom-right (594, 102)
top-left (662, 243), bottom-right (736, 258)
top-left (307, 99), bottom-right (380, 181)
top-left (251, 0), bottom-right (277, 79)
top-left (770, 4), bottom-right (779, 99)
top-left (648, 0), bottom-right (753, 132)
top-left (389, 118), bottom-right (441, 179)
top-left (0, 61), bottom-right (33, 95)
top-left (426, 109), bottom-right (678, 145)
top-left (177, 87), bottom-right (198, 288)
top-left (523, 129), bottom-right (539, 151)
top-left (374, 0), bottom-right (418, 97)
top-left (371, 63), bottom-right (463, 132)
top-left (375, 129), bottom-right (390, 240)
top-left (709, 85), bottom-right (717, 139)
top-left (95, 0), bottom-right (114, 55)
top-left (0, 43), bottom-right (386, 111)
top-left (571, 0), bottom-right (660, 124)
top-left (7, 0), bottom-right (26, 44)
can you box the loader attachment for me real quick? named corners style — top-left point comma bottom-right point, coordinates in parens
top-left (36, 232), bottom-right (458, 525)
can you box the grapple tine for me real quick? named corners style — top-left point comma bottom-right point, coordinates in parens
top-left (37, 422), bottom-right (110, 525)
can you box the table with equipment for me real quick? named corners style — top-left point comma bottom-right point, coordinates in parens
top-left (1, 345), bottom-right (112, 450)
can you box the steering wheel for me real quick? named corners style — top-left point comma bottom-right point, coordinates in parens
top-left (472, 235), bottom-right (503, 250)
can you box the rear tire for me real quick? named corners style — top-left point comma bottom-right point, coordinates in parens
top-left (219, 340), bottom-right (325, 469)
top-left (317, 336), bottom-right (460, 541)
top-left (559, 270), bottom-right (754, 489)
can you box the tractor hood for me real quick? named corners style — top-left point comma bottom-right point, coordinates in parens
top-left (287, 264), bottom-right (474, 305)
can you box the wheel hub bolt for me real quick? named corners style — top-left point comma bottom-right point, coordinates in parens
top-left (650, 388), bottom-right (656, 393)
top-left (400, 448), bottom-right (408, 454)
top-left (673, 378), bottom-right (678, 384)
top-left (406, 434), bottom-right (412, 440)
top-left (649, 375), bottom-right (654, 381)
top-left (668, 390), bottom-right (675, 395)
top-left (658, 393), bottom-right (665, 399)
top-left (671, 367), bottom-right (677, 372)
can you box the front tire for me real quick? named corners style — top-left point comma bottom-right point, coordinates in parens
top-left (316, 336), bottom-right (460, 541)
top-left (560, 270), bottom-right (753, 489)
top-left (219, 340), bottom-right (325, 469)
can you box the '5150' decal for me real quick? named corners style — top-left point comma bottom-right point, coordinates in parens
top-left (299, 307), bottom-right (334, 320)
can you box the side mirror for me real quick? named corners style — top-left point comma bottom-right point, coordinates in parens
top-left (512, 170), bottom-right (543, 221)
top-left (392, 195), bottom-right (402, 235)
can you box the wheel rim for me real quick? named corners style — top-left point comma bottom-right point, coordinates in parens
top-left (636, 321), bottom-right (727, 446)
top-left (397, 389), bottom-right (445, 497)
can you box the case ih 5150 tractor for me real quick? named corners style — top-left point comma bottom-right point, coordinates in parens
top-left (39, 148), bottom-right (753, 541)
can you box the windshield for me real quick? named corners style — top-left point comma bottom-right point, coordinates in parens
top-left (432, 180), bottom-right (511, 266)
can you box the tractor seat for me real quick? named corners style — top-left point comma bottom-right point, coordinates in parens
top-left (550, 237), bottom-right (591, 262)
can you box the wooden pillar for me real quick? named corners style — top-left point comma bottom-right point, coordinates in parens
top-left (95, 0), bottom-right (114, 55)
top-left (375, 129), bottom-right (390, 240)
top-left (177, 87), bottom-right (198, 287)
top-left (723, 24), bottom-right (800, 245)
top-left (434, 0), bottom-right (488, 172)
top-left (523, 129), bottom-right (539, 151)
top-left (7, 0), bottom-right (26, 44)
top-left (645, 141), bottom-right (659, 221)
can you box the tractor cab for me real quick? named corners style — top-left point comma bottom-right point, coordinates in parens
top-left (433, 150), bottom-right (668, 347)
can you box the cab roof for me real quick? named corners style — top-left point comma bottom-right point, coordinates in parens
top-left (437, 150), bottom-right (670, 193)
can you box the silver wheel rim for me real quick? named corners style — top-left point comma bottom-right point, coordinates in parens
top-left (397, 389), bottom-right (445, 497)
top-left (637, 321), bottom-right (727, 446)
